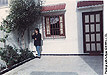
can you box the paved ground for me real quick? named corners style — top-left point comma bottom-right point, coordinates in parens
top-left (3, 56), bottom-right (103, 75)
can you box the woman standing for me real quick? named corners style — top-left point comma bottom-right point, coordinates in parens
top-left (32, 28), bottom-right (41, 58)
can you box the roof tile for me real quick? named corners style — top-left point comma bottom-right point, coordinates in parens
top-left (77, 1), bottom-right (103, 8)
top-left (42, 3), bottom-right (66, 11)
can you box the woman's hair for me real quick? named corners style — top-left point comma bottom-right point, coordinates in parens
top-left (35, 28), bottom-right (39, 32)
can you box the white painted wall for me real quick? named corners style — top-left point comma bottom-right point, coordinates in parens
top-left (36, 0), bottom-right (103, 54)
top-left (38, 0), bottom-right (79, 54)
top-left (0, 0), bottom-right (104, 55)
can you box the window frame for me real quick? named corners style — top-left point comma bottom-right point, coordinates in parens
top-left (45, 14), bottom-right (65, 38)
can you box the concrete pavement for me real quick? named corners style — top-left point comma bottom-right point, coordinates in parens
top-left (3, 56), bottom-right (103, 75)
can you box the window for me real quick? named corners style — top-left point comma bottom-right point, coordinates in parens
top-left (0, 0), bottom-right (8, 5)
top-left (45, 15), bottom-right (65, 37)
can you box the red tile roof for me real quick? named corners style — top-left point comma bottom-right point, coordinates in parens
top-left (77, 1), bottom-right (103, 8)
top-left (42, 3), bottom-right (66, 11)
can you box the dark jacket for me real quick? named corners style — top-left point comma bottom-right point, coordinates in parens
top-left (32, 33), bottom-right (41, 46)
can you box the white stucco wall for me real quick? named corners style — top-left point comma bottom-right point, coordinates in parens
top-left (36, 0), bottom-right (103, 54)
top-left (39, 0), bottom-right (79, 54)
top-left (0, 0), bottom-right (104, 55)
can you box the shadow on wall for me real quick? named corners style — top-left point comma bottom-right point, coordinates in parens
top-left (30, 71), bottom-right (78, 75)
top-left (40, 40), bottom-right (43, 54)
top-left (28, 21), bottom-right (43, 54)
top-left (6, 30), bottom-right (20, 49)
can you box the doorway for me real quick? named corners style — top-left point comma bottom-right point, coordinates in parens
top-left (82, 11), bottom-right (103, 53)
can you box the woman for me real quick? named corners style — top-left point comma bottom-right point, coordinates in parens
top-left (32, 28), bottom-right (41, 58)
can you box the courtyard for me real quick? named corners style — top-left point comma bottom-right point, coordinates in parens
top-left (3, 55), bottom-right (103, 75)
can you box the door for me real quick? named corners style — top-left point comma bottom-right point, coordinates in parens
top-left (82, 11), bottom-right (103, 53)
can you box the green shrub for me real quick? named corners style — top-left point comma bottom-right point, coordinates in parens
top-left (0, 45), bottom-right (34, 67)
top-left (18, 48), bottom-right (34, 61)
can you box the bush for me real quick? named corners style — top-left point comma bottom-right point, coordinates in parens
top-left (0, 45), bottom-right (34, 68)
top-left (0, 64), bottom-right (6, 71)
top-left (18, 48), bottom-right (34, 62)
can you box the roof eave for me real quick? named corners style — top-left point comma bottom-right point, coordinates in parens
top-left (77, 4), bottom-right (103, 10)
top-left (41, 9), bottom-right (66, 13)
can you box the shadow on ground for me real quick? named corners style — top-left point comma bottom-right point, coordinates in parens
top-left (30, 71), bottom-right (78, 75)
top-left (80, 56), bottom-right (103, 75)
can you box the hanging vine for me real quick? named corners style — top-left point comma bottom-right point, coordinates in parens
top-left (0, 0), bottom-right (42, 48)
